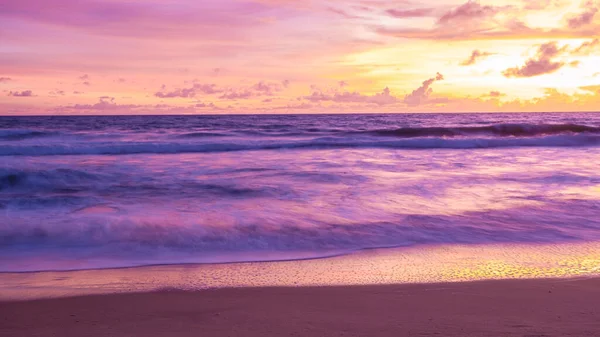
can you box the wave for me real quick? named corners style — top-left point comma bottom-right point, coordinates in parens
top-left (2, 197), bottom-right (600, 272)
top-left (364, 123), bottom-right (600, 138)
top-left (0, 168), bottom-right (102, 192)
top-left (175, 131), bottom-right (230, 138)
top-left (1, 134), bottom-right (599, 156)
top-left (0, 129), bottom-right (57, 141)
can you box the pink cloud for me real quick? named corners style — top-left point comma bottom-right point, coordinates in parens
top-left (503, 42), bottom-right (567, 78)
top-left (404, 73), bottom-right (444, 106)
top-left (217, 81), bottom-right (285, 100)
top-left (194, 102), bottom-right (217, 108)
top-left (523, 0), bottom-right (563, 10)
top-left (252, 81), bottom-right (283, 95)
top-left (386, 8), bottom-right (434, 18)
top-left (219, 90), bottom-right (254, 100)
top-left (572, 38), bottom-right (599, 55)
top-left (0, 0), bottom-right (281, 40)
top-left (488, 91), bottom-right (506, 97)
top-left (460, 50), bottom-right (494, 66)
top-left (566, 1), bottom-right (598, 29)
top-left (155, 83), bottom-right (222, 98)
top-left (303, 87), bottom-right (397, 106)
top-left (0, 77), bottom-right (12, 83)
top-left (49, 90), bottom-right (66, 96)
top-left (8, 90), bottom-right (34, 97)
top-left (437, 1), bottom-right (501, 25)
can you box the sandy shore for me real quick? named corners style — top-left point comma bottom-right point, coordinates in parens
top-left (2, 277), bottom-right (600, 337)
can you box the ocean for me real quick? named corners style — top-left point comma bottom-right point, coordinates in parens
top-left (1, 113), bottom-right (600, 272)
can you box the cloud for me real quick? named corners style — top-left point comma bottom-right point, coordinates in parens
top-left (0, 77), bottom-right (12, 83)
top-left (272, 102), bottom-right (313, 111)
top-left (404, 73), bottom-right (445, 106)
top-left (523, 0), bottom-right (563, 10)
top-left (252, 81), bottom-right (282, 95)
top-left (8, 90), bottom-right (34, 97)
top-left (218, 81), bottom-right (285, 100)
top-left (386, 8), bottom-right (434, 18)
top-left (566, 1), bottom-right (598, 29)
top-left (155, 83), bottom-right (222, 98)
top-left (83, 81), bottom-right (91, 86)
top-left (0, 0), bottom-right (275, 40)
top-left (78, 74), bottom-right (89, 81)
top-left (375, 1), bottom-right (526, 41)
top-left (327, 7), bottom-right (363, 20)
top-left (580, 85), bottom-right (600, 94)
top-left (572, 38), bottom-right (600, 55)
top-left (487, 91), bottom-right (506, 97)
top-left (503, 42), bottom-right (567, 78)
top-left (437, 1), bottom-right (501, 25)
top-left (219, 89), bottom-right (253, 100)
top-left (303, 87), bottom-right (398, 106)
top-left (461, 50), bottom-right (494, 66)
top-left (49, 90), bottom-right (66, 96)
top-left (194, 102), bottom-right (217, 108)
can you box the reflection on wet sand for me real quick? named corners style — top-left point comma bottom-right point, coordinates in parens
top-left (2, 242), bottom-right (600, 301)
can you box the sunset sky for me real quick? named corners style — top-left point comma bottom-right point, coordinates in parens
top-left (1, 0), bottom-right (600, 114)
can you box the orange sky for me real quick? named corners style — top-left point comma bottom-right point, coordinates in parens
top-left (1, 0), bottom-right (599, 114)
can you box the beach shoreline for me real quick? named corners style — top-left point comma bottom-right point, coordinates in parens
top-left (2, 277), bottom-right (600, 336)
top-left (2, 242), bottom-right (600, 301)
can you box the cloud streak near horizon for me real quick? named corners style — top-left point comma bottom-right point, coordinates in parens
top-left (1, 0), bottom-right (600, 114)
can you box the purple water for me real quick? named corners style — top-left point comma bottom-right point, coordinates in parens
top-left (1, 113), bottom-right (600, 272)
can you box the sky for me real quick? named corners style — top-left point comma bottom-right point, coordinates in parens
top-left (1, 0), bottom-right (600, 114)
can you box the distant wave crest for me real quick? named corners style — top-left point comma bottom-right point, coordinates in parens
top-left (365, 123), bottom-right (600, 138)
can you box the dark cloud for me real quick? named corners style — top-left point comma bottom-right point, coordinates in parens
top-left (566, 1), bottom-right (598, 29)
top-left (8, 90), bottom-right (34, 97)
top-left (79, 74), bottom-right (90, 81)
top-left (0, 77), bottom-right (12, 83)
top-left (503, 42), bottom-right (567, 78)
top-left (404, 73), bottom-right (444, 106)
top-left (461, 50), bottom-right (494, 66)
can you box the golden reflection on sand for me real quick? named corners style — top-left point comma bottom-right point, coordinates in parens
top-left (1, 242), bottom-right (600, 300)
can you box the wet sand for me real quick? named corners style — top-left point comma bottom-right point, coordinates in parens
top-left (2, 277), bottom-right (600, 337)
